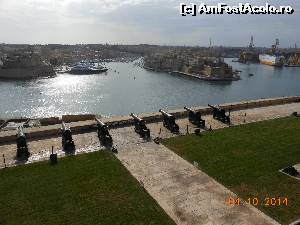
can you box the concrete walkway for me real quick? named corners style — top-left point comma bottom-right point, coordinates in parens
top-left (116, 141), bottom-right (280, 225)
top-left (112, 103), bottom-right (300, 225)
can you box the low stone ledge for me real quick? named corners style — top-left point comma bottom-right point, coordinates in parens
top-left (62, 114), bottom-right (96, 123)
top-left (40, 117), bottom-right (60, 126)
top-left (0, 96), bottom-right (299, 144)
top-left (0, 132), bottom-right (16, 143)
top-left (25, 127), bottom-right (60, 140)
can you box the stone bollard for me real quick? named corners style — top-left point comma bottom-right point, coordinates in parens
top-left (50, 146), bottom-right (58, 165)
top-left (3, 154), bottom-right (6, 168)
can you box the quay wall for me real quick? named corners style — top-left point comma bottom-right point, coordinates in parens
top-left (0, 96), bottom-right (299, 144)
top-left (171, 71), bottom-right (240, 81)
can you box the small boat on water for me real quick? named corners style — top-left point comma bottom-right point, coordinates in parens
top-left (249, 73), bottom-right (254, 76)
top-left (69, 63), bottom-right (108, 75)
top-left (55, 65), bottom-right (70, 74)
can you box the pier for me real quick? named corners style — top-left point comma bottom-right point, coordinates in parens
top-left (171, 71), bottom-right (240, 81)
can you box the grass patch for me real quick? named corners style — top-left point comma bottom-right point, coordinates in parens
top-left (0, 151), bottom-right (175, 225)
top-left (163, 117), bottom-right (300, 225)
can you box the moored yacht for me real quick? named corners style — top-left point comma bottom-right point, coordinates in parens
top-left (69, 62), bottom-right (108, 75)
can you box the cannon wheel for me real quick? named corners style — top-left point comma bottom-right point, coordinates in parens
top-left (142, 129), bottom-right (150, 139)
top-left (172, 125), bottom-right (179, 133)
top-left (163, 120), bottom-right (167, 127)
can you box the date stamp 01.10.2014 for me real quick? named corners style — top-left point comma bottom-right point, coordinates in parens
top-left (227, 197), bottom-right (288, 207)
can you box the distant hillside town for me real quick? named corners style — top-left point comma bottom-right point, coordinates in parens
top-left (0, 41), bottom-right (299, 79)
top-left (144, 52), bottom-right (238, 81)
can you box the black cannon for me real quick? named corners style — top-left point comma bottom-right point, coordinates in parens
top-left (96, 119), bottom-right (113, 147)
top-left (184, 106), bottom-right (205, 128)
top-left (159, 109), bottom-right (179, 133)
top-left (208, 104), bottom-right (231, 124)
top-left (61, 122), bottom-right (75, 152)
top-left (16, 126), bottom-right (30, 159)
top-left (131, 113), bottom-right (150, 138)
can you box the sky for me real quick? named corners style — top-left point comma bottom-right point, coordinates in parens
top-left (0, 0), bottom-right (299, 47)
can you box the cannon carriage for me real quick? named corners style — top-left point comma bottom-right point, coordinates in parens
top-left (184, 106), bottom-right (205, 128)
top-left (130, 113), bottom-right (150, 138)
top-left (208, 104), bottom-right (231, 124)
top-left (159, 109), bottom-right (179, 133)
top-left (16, 126), bottom-right (30, 159)
top-left (61, 122), bottom-right (76, 152)
top-left (96, 119), bottom-right (113, 147)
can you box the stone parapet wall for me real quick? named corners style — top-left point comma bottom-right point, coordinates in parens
top-left (62, 114), bottom-right (96, 123)
top-left (0, 96), bottom-right (299, 144)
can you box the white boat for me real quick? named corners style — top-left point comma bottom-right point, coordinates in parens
top-left (259, 39), bottom-right (285, 67)
top-left (259, 54), bottom-right (284, 67)
top-left (69, 63), bottom-right (108, 75)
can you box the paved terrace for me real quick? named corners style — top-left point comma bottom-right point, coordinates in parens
top-left (0, 99), bottom-right (300, 225)
top-left (114, 103), bottom-right (300, 225)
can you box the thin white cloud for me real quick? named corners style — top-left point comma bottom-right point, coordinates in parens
top-left (0, 0), bottom-right (299, 46)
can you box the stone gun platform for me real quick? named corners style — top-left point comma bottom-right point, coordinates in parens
top-left (0, 96), bottom-right (299, 144)
top-left (0, 97), bottom-right (300, 225)
top-left (113, 103), bottom-right (300, 225)
top-left (1, 100), bottom-right (300, 169)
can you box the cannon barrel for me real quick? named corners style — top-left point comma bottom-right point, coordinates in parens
top-left (208, 104), bottom-right (230, 124)
top-left (16, 126), bottom-right (29, 159)
top-left (61, 121), bottom-right (75, 152)
top-left (159, 109), bottom-right (173, 118)
top-left (95, 118), bottom-right (113, 146)
top-left (185, 106), bottom-right (205, 127)
top-left (17, 126), bottom-right (25, 138)
top-left (209, 104), bottom-right (223, 110)
top-left (208, 104), bottom-right (218, 110)
top-left (61, 121), bottom-right (68, 131)
top-left (184, 106), bottom-right (194, 112)
top-left (131, 113), bottom-right (150, 138)
top-left (159, 109), bottom-right (179, 133)
top-left (131, 113), bottom-right (143, 122)
top-left (95, 118), bottom-right (106, 127)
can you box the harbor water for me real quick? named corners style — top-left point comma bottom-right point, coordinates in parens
top-left (0, 58), bottom-right (300, 119)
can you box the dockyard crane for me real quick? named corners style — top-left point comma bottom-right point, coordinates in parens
top-left (271, 39), bottom-right (280, 54)
top-left (249, 35), bottom-right (254, 51)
